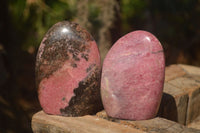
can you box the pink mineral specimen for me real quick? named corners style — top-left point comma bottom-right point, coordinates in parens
top-left (101, 30), bottom-right (165, 120)
top-left (35, 21), bottom-right (103, 116)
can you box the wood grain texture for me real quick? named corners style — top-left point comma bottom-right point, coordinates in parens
top-left (187, 115), bottom-right (200, 130)
top-left (32, 111), bottom-right (144, 133)
top-left (159, 83), bottom-right (189, 125)
top-left (159, 64), bottom-right (200, 125)
top-left (96, 111), bottom-right (200, 133)
top-left (165, 65), bottom-right (186, 82)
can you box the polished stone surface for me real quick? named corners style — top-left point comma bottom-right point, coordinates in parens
top-left (36, 21), bottom-right (103, 116)
top-left (101, 30), bottom-right (165, 120)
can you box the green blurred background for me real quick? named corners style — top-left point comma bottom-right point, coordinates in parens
top-left (0, 0), bottom-right (200, 132)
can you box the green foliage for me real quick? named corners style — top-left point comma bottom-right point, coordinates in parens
top-left (121, 0), bottom-right (146, 19)
top-left (6, 0), bottom-right (200, 56)
top-left (7, 0), bottom-right (109, 52)
top-left (9, 0), bottom-right (26, 23)
top-left (8, 0), bottom-right (76, 51)
top-left (120, 0), bottom-right (147, 33)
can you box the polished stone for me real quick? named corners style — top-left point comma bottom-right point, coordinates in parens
top-left (36, 21), bottom-right (103, 116)
top-left (101, 30), bottom-right (165, 120)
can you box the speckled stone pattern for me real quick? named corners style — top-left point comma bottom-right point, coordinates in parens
top-left (101, 30), bottom-right (165, 120)
top-left (35, 21), bottom-right (103, 116)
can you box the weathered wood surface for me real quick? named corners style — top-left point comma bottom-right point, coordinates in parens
top-left (159, 64), bottom-right (200, 125)
top-left (187, 115), bottom-right (200, 130)
top-left (32, 111), bottom-right (144, 133)
top-left (32, 64), bottom-right (200, 132)
top-left (96, 110), bottom-right (200, 133)
top-left (164, 64), bottom-right (186, 82)
top-left (32, 110), bottom-right (200, 133)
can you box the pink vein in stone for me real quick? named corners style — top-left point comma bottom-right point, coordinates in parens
top-left (39, 40), bottom-right (100, 115)
top-left (101, 31), bottom-right (165, 120)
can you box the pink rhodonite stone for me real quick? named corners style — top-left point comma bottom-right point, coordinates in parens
top-left (35, 21), bottom-right (103, 116)
top-left (101, 30), bottom-right (165, 120)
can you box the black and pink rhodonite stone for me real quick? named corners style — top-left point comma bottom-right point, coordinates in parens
top-left (101, 30), bottom-right (165, 120)
top-left (35, 21), bottom-right (103, 116)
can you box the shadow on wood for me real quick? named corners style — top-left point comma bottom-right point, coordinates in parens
top-left (157, 92), bottom-right (178, 122)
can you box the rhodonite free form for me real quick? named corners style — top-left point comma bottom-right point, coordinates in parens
top-left (35, 21), bottom-right (103, 116)
top-left (101, 30), bottom-right (165, 120)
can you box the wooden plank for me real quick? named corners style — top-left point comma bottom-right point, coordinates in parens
top-left (158, 83), bottom-right (189, 125)
top-left (179, 64), bottom-right (200, 76)
top-left (165, 64), bottom-right (186, 82)
top-left (163, 64), bottom-right (200, 125)
top-left (96, 111), bottom-right (200, 133)
top-left (32, 111), bottom-right (144, 133)
top-left (187, 115), bottom-right (200, 130)
top-left (167, 76), bottom-right (200, 124)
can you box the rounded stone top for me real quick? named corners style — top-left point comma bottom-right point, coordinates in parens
top-left (44, 21), bottom-right (93, 45)
top-left (36, 21), bottom-right (102, 116)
